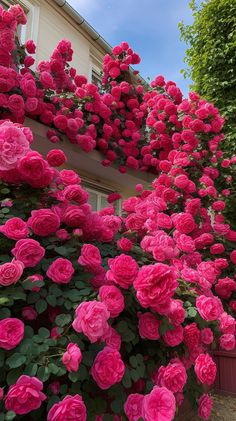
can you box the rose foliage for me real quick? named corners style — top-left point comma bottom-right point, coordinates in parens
top-left (0, 4), bottom-right (235, 421)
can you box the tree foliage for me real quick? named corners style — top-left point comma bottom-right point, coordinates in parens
top-left (179, 0), bottom-right (236, 154)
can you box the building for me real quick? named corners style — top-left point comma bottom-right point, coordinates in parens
top-left (1, 0), bottom-right (153, 210)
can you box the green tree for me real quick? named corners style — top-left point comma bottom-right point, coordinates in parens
top-left (179, 0), bottom-right (236, 154)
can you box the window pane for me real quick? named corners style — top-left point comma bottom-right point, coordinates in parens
top-left (88, 191), bottom-right (98, 211)
top-left (101, 196), bottom-right (108, 209)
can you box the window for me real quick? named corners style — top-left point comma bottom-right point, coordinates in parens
top-left (81, 177), bottom-right (121, 214)
top-left (91, 68), bottom-right (102, 91)
top-left (89, 49), bottom-right (103, 90)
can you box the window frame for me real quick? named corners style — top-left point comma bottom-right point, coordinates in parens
top-left (81, 177), bottom-right (121, 214)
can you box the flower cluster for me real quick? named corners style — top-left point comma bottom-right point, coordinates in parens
top-left (0, 4), bottom-right (235, 421)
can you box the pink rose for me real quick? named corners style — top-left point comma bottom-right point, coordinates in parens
top-left (63, 185), bottom-right (89, 205)
top-left (0, 387), bottom-right (3, 400)
top-left (194, 353), bottom-right (216, 385)
top-left (47, 395), bottom-right (86, 421)
top-left (12, 239), bottom-right (45, 267)
top-left (5, 375), bottom-right (46, 415)
top-left (196, 295), bottom-right (223, 321)
top-left (91, 346), bottom-right (125, 389)
top-left (219, 312), bottom-right (235, 334)
top-left (49, 381), bottom-right (60, 395)
top-left (220, 334), bottom-right (236, 351)
top-left (47, 258), bottom-right (74, 284)
top-left (78, 244), bottom-right (102, 272)
top-left (215, 277), bottom-right (235, 299)
top-left (117, 237), bottom-right (133, 251)
top-left (18, 151), bottom-right (53, 188)
top-left (201, 328), bottom-right (213, 345)
top-left (173, 212), bottom-right (196, 234)
top-left (156, 362), bottom-right (187, 393)
top-left (138, 312), bottom-right (160, 340)
top-left (0, 259), bottom-right (24, 286)
top-left (198, 394), bottom-right (213, 420)
top-left (72, 301), bottom-right (110, 343)
top-left (168, 299), bottom-right (185, 326)
top-left (46, 149), bottom-right (67, 167)
top-left (102, 326), bottom-right (121, 350)
top-left (0, 318), bottom-right (24, 350)
top-left (184, 323), bottom-right (200, 350)
top-left (124, 394), bottom-right (144, 421)
top-left (107, 254), bottom-right (139, 289)
top-left (28, 209), bottom-right (60, 237)
top-left (142, 386), bottom-right (176, 421)
top-left (0, 121), bottom-right (30, 170)
top-left (22, 306), bottom-right (37, 321)
top-left (134, 263), bottom-right (177, 311)
top-left (25, 39), bottom-right (36, 54)
top-left (163, 325), bottom-right (184, 347)
top-left (62, 343), bottom-right (82, 372)
top-left (59, 169), bottom-right (80, 185)
top-left (99, 285), bottom-right (124, 318)
top-left (0, 217), bottom-right (29, 240)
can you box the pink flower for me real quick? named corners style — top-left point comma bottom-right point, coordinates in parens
top-left (138, 312), bottom-right (160, 340)
top-left (99, 285), bottom-right (124, 318)
top-left (63, 185), bottom-right (89, 205)
top-left (72, 301), bottom-right (110, 343)
top-left (163, 325), bottom-right (184, 347)
top-left (134, 263), bottom-right (178, 311)
top-left (47, 149), bottom-right (67, 167)
top-left (102, 326), bottom-right (121, 350)
top-left (117, 237), bottom-right (133, 252)
top-left (78, 244), bottom-right (102, 272)
top-left (0, 259), bottom-right (24, 286)
top-left (22, 306), bottom-right (37, 321)
top-left (219, 312), bottom-right (235, 334)
top-left (5, 375), bottom-right (46, 415)
top-left (201, 328), bottom-right (213, 345)
top-left (91, 346), bottom-right (125, 389)
top-left (0, 318), bottom-right (24, 350)
top-left (62, 343), bottom-right (82, 372)
top-left (59, 169), bottom-right (80, 185)
top-left (156, 362), bottom-right (187, 393)
top-left (142, 386), bottom-right (176, 421)
top-left (47, 258), bottom-right (74, 284)
top-left (215, 277), bottom-right (235, 299)
top-left (173, 212), bottom-right (196, 234)
top-left (107, 254), bottom-right (139, 289)
top-left (0, 387), bottom-right (3, 400)
top-left (198, 394), bottom-right (213, 420)
top-left (194, 354), bottom-right (216, 385)
top-left (0, 217), bottom-right (29, 240)
top-left (0, 121), bottom-right (30, 170)
top-left (12, 239), bottom-right (45, 267)
top-left (28, 209), bottom-right (60, 237)
top-left (184, 323), bottom-right (200, 350)
top-left (25, 39), bottom-right (36, 54)
top-left (196, 295), bottom-right (223, 321)
top-left (168, 299), bottom-right (185, 326)
top-left (124, 394), bottom-right (144, 421)
top-left (47, 395), bottom-right (86, 421)
top-left (220, 334), bottom-right (236, 351)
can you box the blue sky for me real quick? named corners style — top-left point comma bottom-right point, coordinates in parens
top-left (68, 0), bottom-right (193, 95)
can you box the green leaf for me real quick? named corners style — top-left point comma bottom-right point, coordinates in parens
top-left (48, 363), bottom-right (60, 375)
top-left (5, 412), bottom-right (16, 421)
top-left (38, 327), bottom-right (50, 339)
top-left (6, 353), bottom-right (26, 369)
top-left (37, 366), bottom-right (50, 382)
top-left (7, 368), bottom-right (24, 385)
top-left (55, 313), bottom-right (72, 327)
top-left (46, 295), bottom-right (57, 306)
top-left (35, 299), bottom-right (47, 314)
top-left (24, 363), bottom-right (38, 376)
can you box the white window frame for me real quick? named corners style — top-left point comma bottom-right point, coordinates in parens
top-left (89, 50), bottom-right (103, 88)
top-left (81, 177), bottom-right (122, 214)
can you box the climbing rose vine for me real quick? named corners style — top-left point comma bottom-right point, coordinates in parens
top-left (0, 4), bottom-right (235, 421)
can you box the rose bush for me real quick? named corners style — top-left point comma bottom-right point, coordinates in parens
top-left (0, 4), bottom-right (235, 421)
